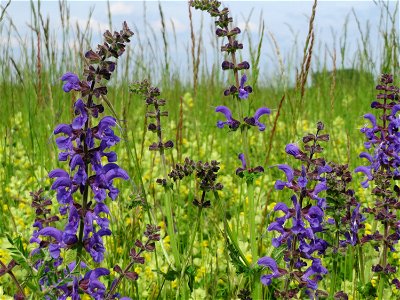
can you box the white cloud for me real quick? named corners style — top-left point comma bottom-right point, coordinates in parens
top-left (109, 2), bottom-right (135, 16)
top-left (152, 17), bottom-right (187, 33)
top-left (71, 16), bottom-right (109, 34)
top-left (0, 36), bottom-right (25, 48)
top-left (237, 21), bottom-right (259, 33)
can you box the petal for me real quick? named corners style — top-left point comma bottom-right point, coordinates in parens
top-left (254, 107), bottom-right (271, 120)
top-left (94, 203), bottom-right (110, 215)
top-left (105, 166), bottom-right (129, 182)
top-left (354, 166), bottom-right (373, 180)
top-left (49, 244), bottom-right (61, 259)
top-left (51, 177), bottom-right (72, 189)
top-left (61, 72), bottom-right (78, 82)
top-left (274, 180), bottom-right (286, 190)
top-left (277, 164), bottom-right (294, 182)
top-left (285, 144), bottom-right (301, 157)
top-left (274, 202), bottom-right (289, 213)
top-left (238, 153), bottom-right (246, 169)
top-left (313, 181), bottom-right (327, 195)
top-left (49, 169), bottom-right (69, 178)
top-left (39, 227), bottom-right (62, 241)
top-left (70, 154), bottom-right (85, 171)
top-left (240, 74), bottom-right (247, 88)
top-left (215, 106), bottom-right (232, 120)
top-left (260, 274), bottom-right (273, 286)
top-left (54, 124), bottom-right (72, 135)
top-left (392, 104), bottom-right (400, 116)
top-left (359, 152), bottom-right (373, 163)
top-left (90, 267), bottom-right (110, 279)
top-left (98, 116), bottom-right (117, 133)
top-left (257, 256), bottom-right (278, 272)
top-left (56, 136), bottom-right (72, 149)
top-left (364, 113), bottom-right (377, 128)
top-left (256, 121), bottom-right (266, 131)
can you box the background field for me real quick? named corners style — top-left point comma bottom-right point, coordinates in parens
top-left (0, 0), bottom-right (399, 299)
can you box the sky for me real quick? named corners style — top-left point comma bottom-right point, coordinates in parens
top-left (0, 0), bottom-right (398, 81)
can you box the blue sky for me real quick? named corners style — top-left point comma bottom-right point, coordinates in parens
top-left (1, 1), bottom-right (398, 81)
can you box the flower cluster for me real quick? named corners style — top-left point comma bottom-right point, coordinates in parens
top-left (258, 122), bottom-right (331, 298)
top-left (355, 74), bottom-right (400, 290)
top-left (215, 106), bottom-right (270, 132)
top-left (325, 163), bottom-right (364, 249)
top-left (29, 23), bottom-right (134, 299)
top-left (106, 225), bottom-right (161, 299)
top-left (190, 0), bottom-right (269, 173)
top-left (168, 157), bottom-right (223, 208)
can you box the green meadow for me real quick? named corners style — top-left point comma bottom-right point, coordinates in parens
top-left (0, 0), bottom-right (399, 299)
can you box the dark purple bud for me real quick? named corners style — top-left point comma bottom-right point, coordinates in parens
top-left (381, 74), bottom-right (393, 84)
top-left (228, 27), bottom-right (241, 36)
top-left (125, 271), bottom-right (139, 281)
top-left (237, 61), bottom-right (250, 70)
top-left (149, 142), bottom-right (160, 151)
top-left (221, 61), bottom-right (234, 70)
top-left (392, 278), bottom-right (400, 289)
top-left (113, 265), bottom-right (123, 274)
top-left (372, 264), bottom-right (383, 272)
top-left (334, 291), bottom-right (348, 300)
top-left (164, 140), bottom-right (174, 149)
top-left (216, 28), bottom-right (227, 37)
top-left (85, 50), bottom-right (101, 62)
top-left (148, 123), bottom-right (157, 132)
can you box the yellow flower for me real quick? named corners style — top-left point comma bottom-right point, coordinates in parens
top-left (267, 201), bottom-right (276, 211)
top-left (245, 253), bottom-right (252, 264)
top-left (171, 279), bottom-right (178, 288)
top-left (371, 278), bottom-right (377, 287)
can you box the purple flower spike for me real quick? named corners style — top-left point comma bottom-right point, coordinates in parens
top-left (354, 166), bottom-right (373, 188)
top-left (215, 105), bottom-right (240, 130)
top-left (258, 256), bottom-right (285, 285)
top-left (61, 72), bottom-right (81, 93)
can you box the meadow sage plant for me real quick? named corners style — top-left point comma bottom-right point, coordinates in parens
top-left (190, 1), bottom-right (271, 297)
top-left (355, 74), bottom-right (400, 299)
top-left (258, 122), bottom-right (331, 299)
top-left (28, 22), bottom-right (159, 299)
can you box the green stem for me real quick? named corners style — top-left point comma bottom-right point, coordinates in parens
top-left (154, 97), bottom-right (181, 270)
top-left (76, 82), bottom-right (95, 262)
top-left (176, 203), bottom-right (203, 299)
top-left (247, 180), bottom-right (260, 298)
top-left (213, 191), bottom-right (250, 268)
top-left (330, 228), bottom-right (339, 298)
top-left (358, 245), bottom-right (365, 286)
top-left (378, 222), bottom-right (389, 300)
